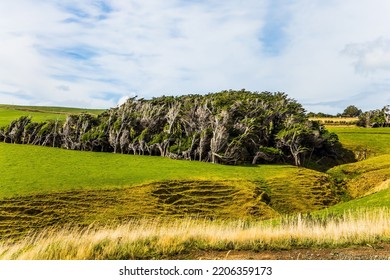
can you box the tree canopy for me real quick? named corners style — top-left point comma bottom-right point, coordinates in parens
top-left (341, 105), bottom-right (362, 117)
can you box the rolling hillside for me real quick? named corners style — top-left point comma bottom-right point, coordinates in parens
top-left (320, 126), bottom-right (390, 215)
top-left (1, 104), bottom-right (390, 259)
top-left (0, 141), bottom-right (340, 240)
top-left (0, 104), bottom-right (104, 127)
top-left (328, 126), bottom-right (390, 158)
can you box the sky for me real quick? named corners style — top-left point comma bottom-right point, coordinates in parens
top-left (1, 0), bottom-right (390, 114)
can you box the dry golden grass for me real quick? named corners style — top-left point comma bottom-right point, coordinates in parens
top-left (309, 117), bottom-right (358, 125)
top-left (1, 209), bottom-right (390, 260)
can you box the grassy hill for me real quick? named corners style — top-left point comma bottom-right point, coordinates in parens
top-left (328, 154), bottom-right (390, 198)
top-left (0, 104), bottom-right (104, 126)
top-left (0, 142), bottom-right (333, 199)
top-left (318, 126), bottom-right (390, 216)
top-left (328, 126), bottom-right (390, 158)
top-left (1, 104), bottom-right (390, 259)
top-left (0, 142), bottom-right (341, 240)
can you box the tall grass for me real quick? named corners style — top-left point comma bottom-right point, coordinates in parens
top-left (1, 209), bottom-right (389, 260)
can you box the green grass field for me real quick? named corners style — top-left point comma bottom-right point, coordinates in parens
top-left (0, 104), bottom-right (104, 126)
top-left (319, 188), bottom-right (390, 215)
top-left (317, 126), bottom-right (390, 216)
top-left (1, 141), bottom-right (341, 240)
top-left (328, 126), bottom-right (390, 157)
top-left (1, 105), bottom-right (390, 259)
top-left (0, 142), bottom-right (329, 199)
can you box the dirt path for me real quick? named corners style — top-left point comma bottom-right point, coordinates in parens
top-left (180, 244), bottom-right (390, 260)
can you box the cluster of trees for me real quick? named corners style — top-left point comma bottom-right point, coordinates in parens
top-left (307, 112), bottom-right (334, 118)
top-left (308, 105), bottom-right (363, 118)
top-left (0, 90), bottom-right (343, 167)
top-left (357, 105), bottom-right (390, 127)
top-left (340, 105), bottom-right (363, 118)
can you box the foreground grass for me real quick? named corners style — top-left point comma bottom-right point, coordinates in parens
top-left (1, 209), bottom-right (389, 260)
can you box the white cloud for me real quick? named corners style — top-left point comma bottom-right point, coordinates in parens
top-left (343, 38), bottom-right (390, 74)
top-left (255, 0), bottom-right (390, 113)
top-left (0, 0), bottom-right (390, 114)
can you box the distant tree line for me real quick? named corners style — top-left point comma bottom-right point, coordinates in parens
top-left (308, 105), bottom-right (363, 118)
top-left (0, 90), bottom-right (344, 167)
top-left (307, 112), bottom-right (335, 118)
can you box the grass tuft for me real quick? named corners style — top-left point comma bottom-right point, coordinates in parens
top-left (1, 209), bottom-right (389, 260)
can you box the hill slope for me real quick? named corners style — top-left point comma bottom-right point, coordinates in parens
top-left (0, 104), bottom-right (103, 126)
top-left (0, 142), bottom-right (341, 240)
top-left (1, 105), bottom-right (389, 246)
top-left (328, 154), bottom-right (390, 198)
top-left (320, 126), bottom-right (390, 215)
top-left (328, 126), bottom-right (390, 158)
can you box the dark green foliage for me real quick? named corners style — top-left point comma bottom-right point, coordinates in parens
top-left (0, 90), bottom-right (343, 166)
top-left (307, 112), bottom-right (334, 118)
top-left (341, 105), bottom-right (362, 117)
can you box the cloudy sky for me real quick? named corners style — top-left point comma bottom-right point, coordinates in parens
top-left (1, 0), bottom-right (390, 114)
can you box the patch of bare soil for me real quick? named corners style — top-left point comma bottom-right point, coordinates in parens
top-left (179, 244), bottom-right (390, 260)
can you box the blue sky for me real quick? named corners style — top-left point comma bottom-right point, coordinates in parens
top-left (0, 0), bottom-right (390, 114)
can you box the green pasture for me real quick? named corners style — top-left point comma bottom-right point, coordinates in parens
top-left (0, 142), bottom-right (341, 239)
top-left (327, 126), bottom-right (390, 157)
top-left (322, 188), bottom-right (390, 215)
top-left (1, 105), bottom-right (390, 242)
top-left (0, 104), bottom-right (104, 127)
top-left (1, 142), bottom-right (297, 198)
top-left (325, 126), bottom-right (390, 202)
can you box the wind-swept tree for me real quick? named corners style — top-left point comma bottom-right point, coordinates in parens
top-left (0, 90), bottom-right (345, 167)
top-left (357, 105), bottom-right (390, 127)
top-left (276, 116), bottom-right (310, 167)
